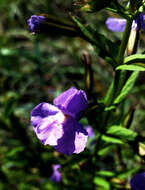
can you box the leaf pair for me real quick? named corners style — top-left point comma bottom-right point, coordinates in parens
top-left (104, 54), bottom-right (145, 105)
top-left (116, 54), bottom-right (145, 71)
top-left (102, 125), bottom-right (138, 145)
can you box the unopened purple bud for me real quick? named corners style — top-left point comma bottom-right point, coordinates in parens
top-left (27, 15), bottom-right (46, 33)
top-left (130, 172), bottom-right (145, 190)
top-left (135, 13), bottom-right (145, 30)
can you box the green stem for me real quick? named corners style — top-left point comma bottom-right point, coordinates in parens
top-left (102, 17), bottom-right (133, 129)
top-left (104, 18), bottom-right (133, 106)
top-left (114, 17), bottom-right (134, 98)
top-left (116, 18), bottom-right (133, 65)
top-left (109, 17), bottom-right (133, 103)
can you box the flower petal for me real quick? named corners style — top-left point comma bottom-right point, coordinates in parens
top-left (54, 118), bottom-right (76, 155)
top-left (106, 17), bottom-right (126, 32)
top-left (35, 111), bottom-right (66, 146)
top-left (53, 87), bottom-right (88, 118)
top-left (73, 123), bottom-right (88, 154)
top-left (54, 118), bottom-right (88, 155)
top-left (130, 172), bottom-right (145, 190)
top-left (31, 102), bottom-right (59, 127)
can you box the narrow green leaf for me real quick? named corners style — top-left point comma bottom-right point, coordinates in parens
top-left (106, 125), bottom-right (137, 141)
top-left (124, 54), bottom-right (145, 64)
top-left (116, 64), bottom-right (145, 71)
top-left (101, 135), bottom-right (124, 144)
top-left (93, 177), bottom-right (110, 190)
top-left (114, 71), bottom-right (139, 104)
top-left (104, 105), bottom-right (116, 111)
top-left (103, 81), bottom-right (114, 105)
top-left (98, 145), bottom-right (114, 156)
top-left (72, 16), bottom-right (97, 44)
top-left (96, 171), bottom-right (115, 177)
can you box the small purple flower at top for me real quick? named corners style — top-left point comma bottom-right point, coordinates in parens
top-left (27, 15), bottom-right (46, 33)
top-left (130, 172), bottom-right (145, 190)
top-left (50, 164), bottom-right (62, 183)
top-left (106, 13), bottom-right (145, 32)
top-left (30, 87), bottom-right (88, 155)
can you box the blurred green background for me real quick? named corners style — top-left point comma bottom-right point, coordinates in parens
top-left (0, 0), bottom-right (145, 189)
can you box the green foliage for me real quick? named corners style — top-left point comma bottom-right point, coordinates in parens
top-left (113, 71), bottom-right (139, 104)
top-left (103, 81), bottom-right (114, 105)
top-left (101, 135), bottom-right (124, 144)
top-left (96, 170), bottom-right (115, 177)
top-left (124, 54), bottom-right (145, 64)
top-left (93, 177), bottom-right (110, 190)
top-left (116, 64), bottom-right (145, 71)
top-left (106, 125), bottom-right (137, 141)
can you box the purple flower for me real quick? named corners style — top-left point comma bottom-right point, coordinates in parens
top-left (50, 164), bottom-right (62, 183)
top-left (27, 15), bottom-right (46, 33)
top-left (130, 172), bottom-right (145, 190)
top-left (106, 17), bottom-right (126, 32)
top-left (85, 126), bottom-right (95, 150)
top-left (30, 87), bottom-right (88, 155)
top-left (86, 126), bottom-right (95, 137)
top-left (106, 13), bottom-right (145, 32)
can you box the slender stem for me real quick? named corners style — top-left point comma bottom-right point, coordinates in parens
top-left (101, 17), bottom-right (134, 129)
top-left (104, 18), bottom-right (133, 106)
top-left (116, 18), bottom-right (133, 65)
top-left (110, 17), bottom-right (133, 102)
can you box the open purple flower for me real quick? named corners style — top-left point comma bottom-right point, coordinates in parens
top-left (27, 15), bottom-right (46, 33)
top-left (106, 13), bottom-right (145, 32)
top-left (130, 172), bottom-right (145, 190)
top-left (50, 164), bottom-right (62, 183)
top-left (30, 87), bottom-right (88, 155)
